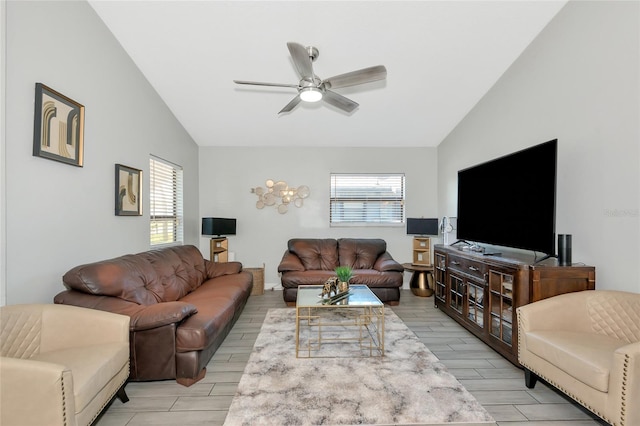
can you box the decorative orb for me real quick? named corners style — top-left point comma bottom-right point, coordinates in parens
top-left (294, 198), bottom-right (304, 208)
top-left (264, 193), bottom-right (276, 206)
top-left (274, 181), bottom-right (287, 192)
top-left (265, 179), bottom-right (274, 188)
top-left (255, 187), bottom-right (264, 196)
top-left (278, 204), bottom-right (288, 214)
top-left (297, 185), bottom-right (310, 198)
top-left (256, 200), bottom-right (265, 209)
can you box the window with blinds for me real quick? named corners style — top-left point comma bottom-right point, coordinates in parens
top-left (150, 156), bottom-right (183, 246)
top-left (330, 173), bottom-right (405, 226)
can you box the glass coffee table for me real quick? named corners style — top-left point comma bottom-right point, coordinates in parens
top-left (295, 284), bottom-right (385, 358)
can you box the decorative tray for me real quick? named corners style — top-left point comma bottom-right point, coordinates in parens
top-left (318, 290), bottom-right (351, 305)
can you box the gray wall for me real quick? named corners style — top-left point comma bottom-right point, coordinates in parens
top-left (4, 1), bottom-right (200, 304)
top-left (199, 147), bottom-right (437, 288)
top-left (437, 1), bottom-right (639, 293)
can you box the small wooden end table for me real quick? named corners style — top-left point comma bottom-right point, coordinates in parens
top-left (402, 263), bottom-right (435, 297)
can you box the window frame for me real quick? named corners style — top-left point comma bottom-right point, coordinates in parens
top-left (149, 155), bottom-right (184, 247)
top-left (329, 173), bottom-right (406, 227)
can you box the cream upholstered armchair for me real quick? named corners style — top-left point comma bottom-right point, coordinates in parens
top-left (0, 304), bottom-right (130, 426)
top-left (517, 290), bottom-right (640, 426)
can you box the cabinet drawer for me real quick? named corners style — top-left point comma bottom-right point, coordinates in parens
top-left (447, 254), bottom-right (486, 281)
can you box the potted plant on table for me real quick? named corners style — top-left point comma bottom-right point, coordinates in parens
top-left (334, 266), bottom-right (353, 293)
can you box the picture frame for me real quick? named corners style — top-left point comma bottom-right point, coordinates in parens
top-left (115, 164), bottom-right (142, 216)
top-left (33, 83), bottom-right (85, 167)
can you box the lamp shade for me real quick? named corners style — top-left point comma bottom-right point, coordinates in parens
top-left (406, 218), bottom-right (439, 236)
top-left (202, 217), bottom-right (236, 236)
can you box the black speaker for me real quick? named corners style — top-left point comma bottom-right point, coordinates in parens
top-left (558, 234), bottom-right (572, 266)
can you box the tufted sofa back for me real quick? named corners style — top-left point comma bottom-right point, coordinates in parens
top-left (286, 238), bottom-right (388, 271)
top-left (62, 245), bottom-right (208, 305)
top-left (338, 238), bottom-right (386, 269)
top-left (288, 239), bottom-right (338, 271)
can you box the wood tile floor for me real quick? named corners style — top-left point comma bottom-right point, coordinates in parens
top-left (97, 290), bottom-right (607, 426)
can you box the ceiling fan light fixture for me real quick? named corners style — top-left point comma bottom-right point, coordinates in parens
top-left (299, 87), bottom-right (323, 103)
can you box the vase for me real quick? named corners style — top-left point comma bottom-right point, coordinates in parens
top-left (338, 281), bottom-right (349, 293)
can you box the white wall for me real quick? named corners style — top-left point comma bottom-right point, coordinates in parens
top-left (1, 0), bottom-right (7, 305)
top-left (5, 1), bottom-right (200, 304)
top-left (199, 147), bottom-right (437, 288)
top-left (438, 1), bottom-right (639, 293)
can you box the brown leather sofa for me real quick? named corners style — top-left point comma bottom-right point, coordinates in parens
top-left (278, 238), bottom-right (404, 305)
top-left (54, 245), bottom-right (252, 386)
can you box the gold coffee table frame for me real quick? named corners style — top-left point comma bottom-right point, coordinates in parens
top-left (295, 285), bottom-right (385, 358)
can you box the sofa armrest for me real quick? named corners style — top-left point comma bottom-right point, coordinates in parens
top-left (55, 290), bottom-right (196, 332)
top-left (278, 251), bottom-right (305, 272)
top-left (610, 341), bottom-right (640, 425)
top-left (373, 252), bottom-right (404, 272)
top-left (205, 260), bottom-right (242, 278)
top-left (0, 357), bottom-right (75, 426)
top-left (129, 302), bottom-right (197, 331)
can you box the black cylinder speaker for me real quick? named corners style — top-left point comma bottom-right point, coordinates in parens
top-left (558, 234), bottom-right (572, 266)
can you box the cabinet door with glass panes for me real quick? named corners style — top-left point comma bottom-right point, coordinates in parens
top-left (448, 273), bottom-right (464, 315)
top-left (434, 252), bottom-right (447, 306)
top-left (465, 278), bottom-right (486, 329)
top-left (488, 267), bottom-right (516, 346)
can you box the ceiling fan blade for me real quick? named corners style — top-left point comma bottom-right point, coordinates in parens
top-left (323, 65), bottom-right (387, 90)
top-left (322, 90), bottom-right (359, 113)
top-left (234, 80), bottom-right (298, 89)
top-left (278, 95), bottom-right (302, 114)
top-left (287, 42), bottom-right (313, 80)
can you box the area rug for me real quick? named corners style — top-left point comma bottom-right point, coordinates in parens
top-left (224, 308), bottom-right (495, 426)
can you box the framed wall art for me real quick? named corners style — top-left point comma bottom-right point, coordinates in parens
top-left (33, 83), bottom-right (85, 167)
top-left (115, 164), bottom-right (142, 216)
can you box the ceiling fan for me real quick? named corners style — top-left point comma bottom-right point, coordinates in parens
top-left (234, 42), bottom-right (387, 114)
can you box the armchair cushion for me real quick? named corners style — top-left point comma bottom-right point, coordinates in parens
top-left (29, 343), bottom-right (129, 414)
top-left (525, 330), bottom-right (623, 392)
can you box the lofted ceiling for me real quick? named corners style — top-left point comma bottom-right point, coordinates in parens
top-left (89, 1), bottom-right (567, 148)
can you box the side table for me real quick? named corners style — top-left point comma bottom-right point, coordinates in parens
top-left (402, 263), bottom-right (434, 297)
top-left (244, 264), bottom-right (265, 295)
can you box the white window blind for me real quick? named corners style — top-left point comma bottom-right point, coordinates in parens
top-left (150, 156), bottom-right (183, 246)
top-left (330, 173), bottom-right (405, 226)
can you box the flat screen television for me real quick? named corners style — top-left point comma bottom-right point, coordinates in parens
top-left (406, 218), bottom-right (439, 236)
top-left (201, 217), bottom-right (237, 236)
top-left (456, 139), bottom-right (557, 255)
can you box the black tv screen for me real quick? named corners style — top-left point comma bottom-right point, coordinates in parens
top-left (456, 139), bottom-right (557, 255)
top-left (407, 218), bottom-right (439, 236)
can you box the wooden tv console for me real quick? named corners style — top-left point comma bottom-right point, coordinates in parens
top-left (433, 244), bottom-right (595, 366)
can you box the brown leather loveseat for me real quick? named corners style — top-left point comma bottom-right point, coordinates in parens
top-left (278, 238), bottom-right (404, 305)
top-left (54, 245), bottom-right (252, 386)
